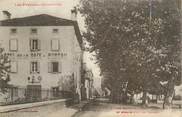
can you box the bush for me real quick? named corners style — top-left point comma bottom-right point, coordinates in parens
top-left (173, 95), bottom-right (181, 100)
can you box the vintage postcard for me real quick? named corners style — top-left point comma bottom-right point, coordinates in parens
top-left (0, 0), bottom-right (181, 117)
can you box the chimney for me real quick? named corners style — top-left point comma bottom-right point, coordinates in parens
top-left (2, 11), bottom-right (11, 20)
top-left (71, 7), bottom-right (77, 21)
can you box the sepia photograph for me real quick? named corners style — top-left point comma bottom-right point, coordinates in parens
top-left (0, 0), bottom-right (181, 117)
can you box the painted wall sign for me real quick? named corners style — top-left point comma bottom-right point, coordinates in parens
top-left (4, 52), bottom-right (67, 59)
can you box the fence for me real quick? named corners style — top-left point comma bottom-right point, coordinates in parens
top-left (0, 86), bottom-right (74, 106)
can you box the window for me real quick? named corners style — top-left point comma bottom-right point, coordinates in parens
top-left (10, 61), bottom-right (17, 73)
top-left (51, 39), bottom-right (59, 51)
top-left (48, 61), bottom-right (62, 73)
top-left (31, 28), bottom-right (37, 34)
top-left (10, 28), bottom-right (17, 34)
top-left (13, 88), bottom-right (18, 97)
top-left (52, 87), bottom-right (59, 97)
top-left (30, 61), bottom-right (40, 73)
top-left (30, 39), bottom-right (40, 51)
top-left (52, 29), bottom-right (59, 33)
top-left (177, 0), bottom-right (181, 9)
top-left (9, 39), bottom-right (18, 51)
top-left (52, 62), bottom-right (59, 72)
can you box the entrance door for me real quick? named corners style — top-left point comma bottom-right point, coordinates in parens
top-left (26, 85), bottom-right (41, 101)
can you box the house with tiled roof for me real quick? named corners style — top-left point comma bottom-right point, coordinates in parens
top-left (0, 10), bottom-right (83, 102)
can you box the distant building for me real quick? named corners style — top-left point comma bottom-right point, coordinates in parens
top-left (0, 10), bottom-right (83, 101)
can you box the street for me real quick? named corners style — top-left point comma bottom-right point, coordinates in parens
top-left (0, 101), bottom-right (77, 117)
top-left (0, 98), bottom-right (181, 117)
top-left (72, 98), bottom-right (182, 117)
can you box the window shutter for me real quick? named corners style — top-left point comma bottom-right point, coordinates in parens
top-left (15, 40), bottom-right (18, 50)
top-left (37, 62), bottom-right (40, 73)
top-left (30, 39), bottom-right (32, 51)
top-left (58, 40), bottom-right (60, 50)
top-left (10, 39), bottom-right (18, 51)
top-left (51, 39), bottom-right (59, 51)
top-left (38, 39), bottom-right (41, 50)
top-left (48, 62), bottom-right (52, 73)
top-left (30, 62), bottom-right (32, 73)
top-left (51, 40), bottom-right (53, 50)
top-left (59, 62), bottom-right (62, 73)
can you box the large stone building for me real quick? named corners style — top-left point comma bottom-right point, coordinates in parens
top-left (0, 10), bottom-right (83, 101)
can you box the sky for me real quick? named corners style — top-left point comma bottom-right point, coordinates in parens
top-left (0, 0), bottom-right (101, 88)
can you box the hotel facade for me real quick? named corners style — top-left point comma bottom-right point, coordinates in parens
top-left (0, 11), bottom-right (83, 101)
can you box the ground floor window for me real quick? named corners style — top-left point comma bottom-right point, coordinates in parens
top-left (12, 87), bottom-right (18, 97)
top-left (26, 85), bottom-right (41, 101)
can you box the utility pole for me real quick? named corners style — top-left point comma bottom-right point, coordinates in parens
top-left (149, 0), bottom-right (152, 25)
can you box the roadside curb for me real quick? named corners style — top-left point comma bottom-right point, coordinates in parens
top-left (80, 99), bottom-right (94, 111)
top-left (71, 99), bottom-right (94, 117)
top-left (0, 98), bottom-right (71, 113)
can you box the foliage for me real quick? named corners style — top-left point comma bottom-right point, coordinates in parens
top-left (79, 0), bottom-right (181, 102)
top-left (0, 48), bottom-right (11, 93)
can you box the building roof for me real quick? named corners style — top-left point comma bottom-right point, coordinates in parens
top-left (0, 14), bottom-right (83, 49)
top-left (0, 14), bottom-right (75, 26)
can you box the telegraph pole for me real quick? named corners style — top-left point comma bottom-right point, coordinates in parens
top-left (149, 0), bottom-right (152, 25)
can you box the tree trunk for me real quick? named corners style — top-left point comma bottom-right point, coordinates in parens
top-left (121, 91), bottom-right (127, 104)
top-left (142, 90), bottom-right (148, 106)
top-left (130, 93), bottom-right (135, 104)
top-left (163, 79), bottom-right (175, 109)
top-left (111, 84), bottom-right (121, 104)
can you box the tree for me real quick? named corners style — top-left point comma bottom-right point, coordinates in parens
top-left (79, 0), bottom-right (181, 106)
top-left (0, 48), bottom-right (11, 93)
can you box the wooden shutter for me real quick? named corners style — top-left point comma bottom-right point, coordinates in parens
top-left (51, 39), bottom-right (59, 51)
top-left (58, 40), bottom-right (61, 51)
top-left (30, 62), bottom-right (32, 73)
top-left (48, 62), bottom-right (52, 73)
top-left (38, 39), bottom-right (41, 51)
top-left (59, 62), bottom-right (62, 73)
top-left (37, 62), bottom-right (40, 73)
top-left (30, 39), bottom-right (32, 51)
top-left (10, 39), bottom-right (18, 51)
